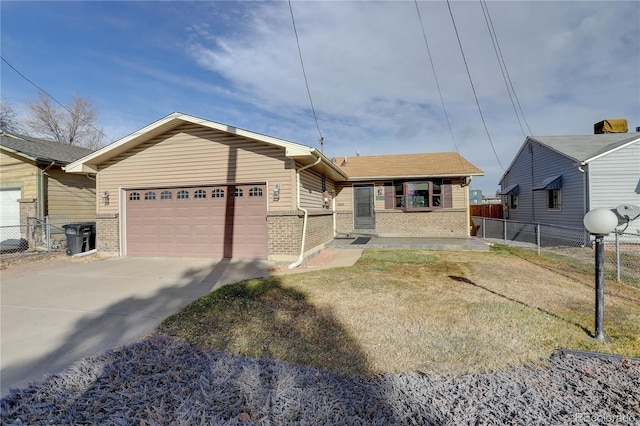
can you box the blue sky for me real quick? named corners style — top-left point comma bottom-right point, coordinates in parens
top-left (2, 1), bottom-right (638, 194)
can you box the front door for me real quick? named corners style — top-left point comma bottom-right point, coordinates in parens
top-left (354, 184), bottom-right (375, 229)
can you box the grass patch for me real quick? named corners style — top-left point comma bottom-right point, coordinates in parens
top-left (159, 248), bottom-right (640, 377)
top-left (360, 249), bottom-right (438, 265)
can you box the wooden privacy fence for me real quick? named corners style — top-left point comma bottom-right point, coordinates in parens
top-left (470, 204), bottom-right (504, 219)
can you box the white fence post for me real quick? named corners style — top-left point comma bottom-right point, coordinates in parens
top-left (536, 223), bottom-right (541, 256)
top-left (503, 219), bottom-right (507, 243)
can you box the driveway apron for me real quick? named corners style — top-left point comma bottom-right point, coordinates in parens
top-left (1, 256), bottom-right (271, 396)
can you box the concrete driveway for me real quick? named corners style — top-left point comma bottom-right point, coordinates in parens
top-left (1, 256), bottom-right (272, 396)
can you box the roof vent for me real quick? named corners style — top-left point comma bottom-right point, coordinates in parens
top-left (594, 119), bottom-right (628, 134)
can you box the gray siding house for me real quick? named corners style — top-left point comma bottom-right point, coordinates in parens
top-left (498, 133), bottom-right (640, 234)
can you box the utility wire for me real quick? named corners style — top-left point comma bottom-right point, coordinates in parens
top-left (288, 0), bottom-right (324, 152)
top-left (414, 4), bottom-right (460, 149)
top-left (1, 55), bottom-right (113, 144)
top-left (481, 0), bottom-right (533, 137)
top-left (480, 1), bottom-right (525, 138)
top-left (414, 0), bottom-right (468, 173)
top-left (446, 0), bottom-right (504, 171)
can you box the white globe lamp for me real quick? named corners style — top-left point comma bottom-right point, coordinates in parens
top-left (583, 208), bottom-right (618, 235)
top-left (583, 207), bottom-right (618, 340)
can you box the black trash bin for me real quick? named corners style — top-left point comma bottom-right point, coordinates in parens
top-left (63, 222), bottom-right (96, 255)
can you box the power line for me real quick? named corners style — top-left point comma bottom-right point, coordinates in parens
top-left (480, 0), bottom-right (533, 137)
top-left (414, 0), bottom-right (468, 173)
top-left (446, 0), bottom-right (505, 171)
top-left (1, 55), bottom-right (113, 144)
top-left (288, 0), bottom-right (324, 152)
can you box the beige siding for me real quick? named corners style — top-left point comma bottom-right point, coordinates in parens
top-left (334, 183), bottom-right (353, 212)
top-left (97, 124), bottom-right (295, 214)
top-left (0, 151), bottom-right (37, 198)
top-left (46, 168), bottom-right (96, 221)
top-left (450, 180), bottom-right (468, 209)
top-left (298, 165), bottom-right (335, 209)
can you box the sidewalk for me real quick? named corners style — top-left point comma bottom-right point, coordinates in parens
top-left (268, 248), bottom-right (363, 274)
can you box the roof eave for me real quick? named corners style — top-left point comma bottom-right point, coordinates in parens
top-left (0, 144), bottom-right (38, 162)
top-left (346, 171), bottom-right (485, 181)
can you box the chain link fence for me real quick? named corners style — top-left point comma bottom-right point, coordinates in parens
top-left (472, 216), bottom-right (640, 286)
top-left (0, 216), bottom-right (69, 254)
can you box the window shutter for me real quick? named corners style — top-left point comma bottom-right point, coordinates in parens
top-left (442, 181), bottom-right (453, 208)
top-left (384, 183), bottom-right (395, 209)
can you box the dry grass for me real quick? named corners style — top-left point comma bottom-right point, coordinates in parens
top-left (158, 247), bottom-right (640, 377)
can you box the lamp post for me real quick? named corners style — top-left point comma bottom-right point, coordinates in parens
top-left (583, 208), bottom-right (619, 340)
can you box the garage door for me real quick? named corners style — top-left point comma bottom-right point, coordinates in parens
top-left (0, 188), bottom-right (21, 243)
top-left (125, 184), bottom-right (267, 258)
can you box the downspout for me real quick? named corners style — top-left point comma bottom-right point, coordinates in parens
top-left (288, 155), bottom-right (322, 269)
top-left (578, 162), bottom-right (587, 214)
top-left (38, 161), bottom-right (56, 218)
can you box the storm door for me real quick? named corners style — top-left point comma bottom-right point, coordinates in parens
top-left (353, 184), bottom-right (375, 229)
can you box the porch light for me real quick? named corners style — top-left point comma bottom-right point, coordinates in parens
top-left (101, 190), bottom-right (110, 206)
top-left (583, 208), bottom-right (618, 340)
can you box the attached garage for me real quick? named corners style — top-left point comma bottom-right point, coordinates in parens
top-left (125, 184), bottom-right (267, 258)
top-left (64, 113), bottom-right (349, 261)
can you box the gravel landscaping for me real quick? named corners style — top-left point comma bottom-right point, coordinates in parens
top-left (2, 334), bottom-right (638, 425)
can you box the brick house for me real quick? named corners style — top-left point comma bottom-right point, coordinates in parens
top-left (65, 113), bottom-right (483, 262)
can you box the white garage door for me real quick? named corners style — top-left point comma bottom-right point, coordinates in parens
top-left (125, 184), bottom-right (267, 259)
top-left (0, 188), bottom-right (21, 242)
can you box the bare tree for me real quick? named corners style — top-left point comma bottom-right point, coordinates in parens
top-left (0, 101), bottom-right (23, 134)
top-left (26, 93), bottom-right (105, 149)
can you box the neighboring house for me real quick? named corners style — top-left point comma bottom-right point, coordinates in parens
top-left (1, 132), bottom-right (96, 246)
top-left (498, 132), bottom-right (640, 234)
top-left (65, 112), bottom-right (483, 261)
top-left (469, 189), bottom-right (483, 205)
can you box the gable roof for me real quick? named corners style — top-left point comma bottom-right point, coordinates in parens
top-left (336, 152), bottom-right (484, 181)
top-left (499, 133), bottom-right (640, 184)
top-left (65, 112), bottom-right (348, 181)
top-left (0, 132), bottom-right (95, 165)
top-left (531, 134), bottom-right (640, 163)
top-left (64, 112), bottom-right (484, 182)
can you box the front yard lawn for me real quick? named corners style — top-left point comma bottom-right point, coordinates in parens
top-left (158, 247), bottom-right (640, 377)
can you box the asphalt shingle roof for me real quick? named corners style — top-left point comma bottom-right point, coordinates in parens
top-left (0, 133), bottom-right (94, 164)
top-left (531, 133), bottom-right (640, 162)
top-left (336, 152), bottom-right (484, 179)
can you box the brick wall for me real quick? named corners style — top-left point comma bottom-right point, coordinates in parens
top-left (304, 211), bottom-right (333, 251)
top-left (96, 214), bottom-right (119, 253)
top-left (336, 209), bottom-right (469, 237)
top-left (267, 211), bottom-right (302, 257)
top-left (336, 211), bottom-right (353, 235)
top-left (267, 210), bottom-right (334, 260)
top-left (18, 198), bottom-right (37, 246)
top-left (376, 209), bottom-right (469, 237)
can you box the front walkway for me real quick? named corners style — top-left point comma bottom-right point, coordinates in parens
top-left (327, 236), bottom-right (491, 251)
